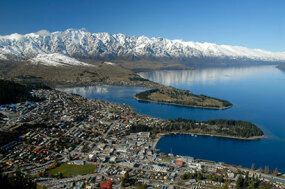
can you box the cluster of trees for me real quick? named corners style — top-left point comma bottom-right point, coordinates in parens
top-left (181, 170), bottom-right (273, 189)
top-left (128, 118), bottom-right (264, 139)
top-left (164, 118), bottom-right (264, 138)
top-left (121, 170), bottom-right (135, 187)
top-left (47, 162), bottom-right (58, 170)
top-left (181, 171), bottom-right (204, 181)
top-left (129, 77), bottom-right (149, 81)
top-left (0, 168), bottom-right (36, 189)
top-left (0, 131), bottom-right (19, 151)
top-left (0, 123), bottom-right (47, 150)
top-left (253, 164), bottom-right (279, 176)
top-left (181, 171), bottom-right (224, 183)
top-left (204, 119), bottom-right (264, 138)
top-left (128, 125), bottom-right (158, 138)
top-left (129, 125), bottom-right (152, 133)
top-left (234, 174), bottom-right (273, 189)
top-left (0, 79), bottom-right (50, 105)
top-left (0, 113), bottom-right (6, 120)
top-left (135, 89), bottom-right (159, 100)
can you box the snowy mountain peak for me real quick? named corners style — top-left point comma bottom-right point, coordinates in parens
top-left (0, 28), bottom-right (285, 64)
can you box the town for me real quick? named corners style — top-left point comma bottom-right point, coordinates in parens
top-left (0, 89), bottom-right (284, 189)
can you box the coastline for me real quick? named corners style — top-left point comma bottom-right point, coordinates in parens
top-left (56, 83), bottom-right (233, 110)
top-left (134, 96), bottom-right (233, 110)
top-left (153, 132), bottom-right (266, 150)
top-left (54, 80), bottom-right (162, 90)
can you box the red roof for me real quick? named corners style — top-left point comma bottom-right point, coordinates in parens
top-left (33, 148), bottom-right (41, 153)
top-left (100, 181), bottom-right (112, 189)
top-left (176, 159), bottom-right (184, 165)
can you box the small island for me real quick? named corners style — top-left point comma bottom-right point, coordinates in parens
top-left (135, 87), bottom-right (233, 109)
top-left (130, 118), bottom-right (265, 140)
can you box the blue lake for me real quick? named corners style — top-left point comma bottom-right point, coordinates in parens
top-left (61, 65), bottom-right (285, 172)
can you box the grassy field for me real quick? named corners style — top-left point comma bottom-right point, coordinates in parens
top-left (47, 163), bottom-right (96, 177)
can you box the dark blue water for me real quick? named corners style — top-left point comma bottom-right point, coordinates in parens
top-left (157, 134), bottom-right (284, 170)
top-left (61, 65), bottom-right (285, 172)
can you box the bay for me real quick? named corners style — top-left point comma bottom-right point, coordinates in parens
top-left (61, 65), bottom-right (285, 172)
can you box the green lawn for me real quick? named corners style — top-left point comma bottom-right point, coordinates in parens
top-left (47, 163), bottom-right (96, 177)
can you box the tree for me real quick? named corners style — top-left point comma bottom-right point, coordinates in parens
top-left (139, 183), bottom-right (147, 189)
top-left (273, 168), bottom-right (279, 176)
top-left (218, 175), bottom-right (224, 183)
top-left (121, 171), bottom-right (130, 187)
top-left (223, 181), bottom-right (229, 189)
top-left (58, 172), bottom-right (63, 179)
top-left (251, 163), bottom-right (255, 171)
top-left (196, 172), bottom-right (203, 180)
top-left (236, 175), bottom-right (244, 189)
top-left (249, 179), bottom-right (258, 189)
top-left (0, 168), bottom-right (36, 189)
top-left (264, 165), bottom-right (270, 174)
top-left (243, 172), bottom-right (249, 188)
top-left (257, 183), bottom-right (272, 189)
top-left (47, 161), bottom-right (58, 170)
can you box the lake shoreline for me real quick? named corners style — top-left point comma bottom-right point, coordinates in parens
top-left (60, 65), bottom-right (285, 173)
top-left (134, 96), bottom-right (233, 110)
top-left (154, 133), bottom-right (266, 150)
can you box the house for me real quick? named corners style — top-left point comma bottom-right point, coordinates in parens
top-left (101, 181), bottom-right (112, 189)
top-left (109, 156), bottom-right (117, 163)
top-left (188, 162), bottom-right (201, 169)
top-left (138, 132), bottom-right (150, 138)
top-left (176, 159), bottom-right (184, 166)
top-left (67, 160), bottom-right (85, 165)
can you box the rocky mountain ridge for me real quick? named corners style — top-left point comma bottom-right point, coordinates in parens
top-left (1, 29), bottom-right (285, 66)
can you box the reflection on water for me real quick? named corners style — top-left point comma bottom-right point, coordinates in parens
top-left (139, 65), bottom-right (275, 86)
top-left (59, 85), bottom-right (148, 101)
top-left (61, 86), bottom-right (109, 96)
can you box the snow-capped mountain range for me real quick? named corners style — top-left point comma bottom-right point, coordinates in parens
top-left (1, 28), bottom-right (285, 66)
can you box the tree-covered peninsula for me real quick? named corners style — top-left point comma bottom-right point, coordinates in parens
top-left (135, 87), bottom-right (233, 109)
top-left (130, 118), bottom-right (265, 140)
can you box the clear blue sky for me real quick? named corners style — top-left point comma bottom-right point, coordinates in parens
top-left (0, 0), bottom-right (284, 51)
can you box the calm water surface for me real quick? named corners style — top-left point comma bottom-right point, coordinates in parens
top-left (62, 65), bottom-right (285, 172)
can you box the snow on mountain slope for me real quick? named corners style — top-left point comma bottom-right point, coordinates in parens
top-left (104, 62), bottom-right (117, 66)
top-left (29, 53), bottom-right (93, 67)
top-left (0, 54), bottom-right (7, 60)
top-left (0, 28), bottom-right (285, 63)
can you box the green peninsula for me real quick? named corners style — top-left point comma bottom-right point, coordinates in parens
top-left (135, 87), bottom-right (233, 109)
top-left (130, 118), bottom-right (265, 140)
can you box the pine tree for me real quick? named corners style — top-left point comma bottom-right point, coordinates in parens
top-left (273, 168), bottom-right (279, 176)
top-left (236, 175), bottom-right (244, 189)
top-left (264, 165), bottom-right (270, 174)
top-left (251, 163), bottom-right (255, 171)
